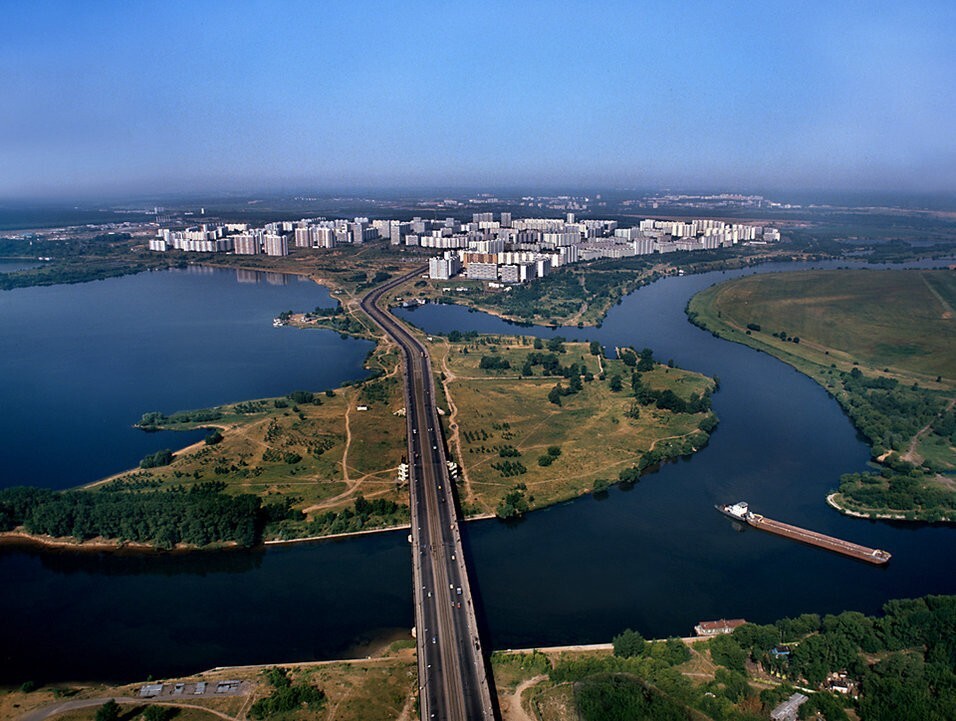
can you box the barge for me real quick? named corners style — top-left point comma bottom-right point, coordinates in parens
top-left (716, 501), bottom-right (891, 565)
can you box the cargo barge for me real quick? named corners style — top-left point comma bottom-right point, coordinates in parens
top-left (716, 501), bottom-right (891, 565)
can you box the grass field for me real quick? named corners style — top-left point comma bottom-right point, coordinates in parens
top-left (430, 335), bottom-right (717, 515)
top-left (93, 345), bottom-right (409, 539)
top-left (0, 651), bottom-right (417, 721)
top-left (691, 269), bottom-right (956, 382)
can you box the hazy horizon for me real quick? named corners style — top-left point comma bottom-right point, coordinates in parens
top-left (3, 2), bottom-right (955, 199)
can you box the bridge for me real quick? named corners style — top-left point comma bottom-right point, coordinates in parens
top-left (361, 268), bottom-right (497, 720)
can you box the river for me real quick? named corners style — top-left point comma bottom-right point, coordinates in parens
top-left (1, 260), bottom-right (954, 684)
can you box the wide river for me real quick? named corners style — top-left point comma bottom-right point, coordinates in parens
top-left (1, 261), bottom-right (954, 684)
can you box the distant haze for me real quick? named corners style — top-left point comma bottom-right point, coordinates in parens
top-left (2, 1), bottom-right (955, 198)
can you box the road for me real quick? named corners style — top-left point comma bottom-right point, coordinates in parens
top-left (361, 267), bottom-right (497, 720)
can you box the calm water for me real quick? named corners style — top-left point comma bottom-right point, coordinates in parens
top-left (2, 260), bottom-right (955, 684)
top-left (0, 267), bottom-right (374, 489)
top-left (0, 260), bottom-right (42, 273)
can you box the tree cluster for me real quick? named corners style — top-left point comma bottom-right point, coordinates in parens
top-left (306, 494), bottom-right (408, 536)
top-left (249, 667), bottom-right (325, 719)
top-left (837, 368), bottom-right (946, 458)
top-left (479, 355), bottom-right (511, 370)
top-left (495, 484), bottom-right (531, 519)
top-left (139, 449), bottom-right (174, 469)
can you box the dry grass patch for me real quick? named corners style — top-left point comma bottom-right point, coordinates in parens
top-left (437, 338), bottom-right (716, 514)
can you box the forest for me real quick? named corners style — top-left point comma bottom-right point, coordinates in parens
top-left (0, 482), bottom-right (297, 548)
top-left (507, 594), bottom-right (956, 721)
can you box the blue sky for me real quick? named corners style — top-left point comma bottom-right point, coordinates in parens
top-left (2, 1), bottom-right (955, 198)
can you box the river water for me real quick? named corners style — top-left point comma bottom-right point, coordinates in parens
top-left (2, 261), bottom-right (954, 684)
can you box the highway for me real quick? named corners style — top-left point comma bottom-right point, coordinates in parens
top-left (361, 267), bottom-right (497, 720)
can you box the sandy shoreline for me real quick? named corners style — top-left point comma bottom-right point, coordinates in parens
top-left (826, 492), bottom-right (952, 523)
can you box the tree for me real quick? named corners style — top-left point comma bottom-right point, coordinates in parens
top-left (709, 634), bottom-right (747, 672)
top-left (609, 375), bottom-right (623, 392)
top-left (144, 706), bottom-right (177, 721)
top-left (548, 385), bottom-right (563, 406)
top-left (95, 700), bottom-right (121, 721)
top-left (612, 628), bottom-right (646, 658)
top-left (589, 340), bottom-right (602, 356)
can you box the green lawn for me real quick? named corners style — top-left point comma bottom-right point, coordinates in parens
top-left (692, 269), bottom-right (956, 381)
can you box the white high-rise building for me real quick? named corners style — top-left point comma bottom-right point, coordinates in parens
top-left (234, 234), bottom-right (260, 255)
top-left (428, 255), bottom-right (462, 280)
top-left (263, 233), bottom-right (288, 257)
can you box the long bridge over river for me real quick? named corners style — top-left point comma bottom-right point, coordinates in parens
top-left (361, 268), bottom-right (498, 720)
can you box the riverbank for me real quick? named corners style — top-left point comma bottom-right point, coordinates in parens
top-left (388, 247), bottom-right (803, 328)
top-left (0, 529), bottom-right (164, 554)
top-left (425, 334), bottom-right (718, 515)
top-left (826, 492), bottom-right (953, 523)
top-left (687, 268), bottom-right (956, 521)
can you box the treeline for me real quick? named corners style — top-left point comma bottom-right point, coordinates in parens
top-left (138, 408), bottom-right (223, 428)
top-left (616, 431), bottom-right (712, 485)
top-left (707, 595), bottom-right (956, 721)
top-left (0, 482), bottom-right (298, 549)
top-left (305, 494), bottom-right (409, 536)
top-left (139, 389), bottom-right (328, 429)
top-left (0, 258), bottom-right (161, 291)
top-left (0, 233), bottom-right (173, 290)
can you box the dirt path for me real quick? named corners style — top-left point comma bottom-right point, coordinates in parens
top-left (18, 697), bottom-right (241, 721)
top-left (438, 343), bottom-right (475, 503)
top-left (341, 398), bottom-right (354, 484)
top-left (326, 684), bottom-right (354, 721)
top-left (920, 271), bottom-right (955, 319)
top-left (902, 396), bottom-right (956, 465)
top-left (395, 693), bottom-right (416, 721)
top-left (502, 675), bottom-right (548, 721)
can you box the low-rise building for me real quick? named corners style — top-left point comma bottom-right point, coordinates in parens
top-left (693, 619), bottom-right (747, 636)
top-left (770, 693), bottom-right (808, 721)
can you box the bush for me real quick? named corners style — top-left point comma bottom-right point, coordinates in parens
top-left (95, 700), bottom-right (120, 721)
